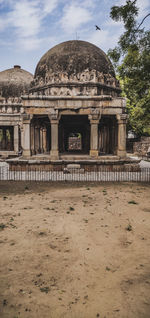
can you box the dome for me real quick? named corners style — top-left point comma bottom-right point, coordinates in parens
top-left (35, 40), bottom-right (115, 78)
top-left (31, 40), bottom-right (121, 97)
top-left (33, 41), bottom-right (118, 86)
top-left (0, 65), bottom-right (33, 98)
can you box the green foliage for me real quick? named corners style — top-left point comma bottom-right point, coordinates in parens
top-left (108, 0), bottom-right (150, 135)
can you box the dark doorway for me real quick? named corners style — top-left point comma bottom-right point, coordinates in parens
top-left (30, 116), bottom-right (51, 155)
top-left (59, 115), bottom-right (90, 154)
top-left (0, 126), bottom-right (14, 151)
top-left (98, 116), bottom-right (118, 155)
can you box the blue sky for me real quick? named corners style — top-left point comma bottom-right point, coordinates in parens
top-left (0, 0), bottom-right (149, 75)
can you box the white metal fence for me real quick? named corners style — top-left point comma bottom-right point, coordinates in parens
top-left (0, 165), bottom-right (150, 182)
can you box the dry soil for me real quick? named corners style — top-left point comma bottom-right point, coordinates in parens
top-left (0, 181), bottom-right (150, 318)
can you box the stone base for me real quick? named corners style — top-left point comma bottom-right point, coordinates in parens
top-left (6, 157), bottom-right (141, 172)
top-left (90, 150), bottom-right (99, 157)
top-left (117, 150), bottom-right (126, 158)
top-left (22, 150), bottom-right (31, 157)
top-left (50, 150), bottom-right (59, 160)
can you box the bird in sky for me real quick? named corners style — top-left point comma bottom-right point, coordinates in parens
top-left (95, 25), bottom-right (101, 30)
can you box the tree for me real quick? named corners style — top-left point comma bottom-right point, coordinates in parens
top-left (108, 0), bottom-right (150, 135)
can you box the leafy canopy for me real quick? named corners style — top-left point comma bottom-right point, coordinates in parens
top-left (108, 0), bottom-right (150, 135)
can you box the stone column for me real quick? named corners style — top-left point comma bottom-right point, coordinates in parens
top-left (89, 118), bottom-right (99, 157)
top-left (14, 125), bottom-right (19, 153)
top-left (30, 124), bottom-right (35, 155)
top-left (49, 118), bottom-right (59, 159)
top-left (22, 114), bottom-right (32, 157)
top-left (43, 128), bottom-right (47, 153)
top-left (117, 114), bottom-right (127, 158)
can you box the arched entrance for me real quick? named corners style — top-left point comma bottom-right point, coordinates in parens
top-left (59, 115), bottom-right (90, 154)
top-left (98, 115), bottom-right (118, 155)
top-left (30, 115), bottom-right (51, 155)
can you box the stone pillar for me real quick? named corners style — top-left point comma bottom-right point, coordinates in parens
top-left (43, 128), bottom-right (47, 153)
top-left (117, 114), bottom-right (127, 158)
top-left (40, 128), bottom-right (43, 153)
top-left (22, 114), bottom-right (32, 157)
top-left (49, 118), bottom-right (59, 159)
top-left (89, 118), bottom-right (99, 157)
top-left (14, 125), bottom-right (19, 153)
top-left (30, 124), bottom-right (35, 155)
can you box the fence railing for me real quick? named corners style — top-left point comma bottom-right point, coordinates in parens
top-left (0, 166), bottom-right (150, 182)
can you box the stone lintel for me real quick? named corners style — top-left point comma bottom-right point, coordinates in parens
top-left (22, 95), bottom-right (113, 101)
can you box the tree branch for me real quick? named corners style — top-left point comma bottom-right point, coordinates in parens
top-left (136, 13), bottom-right (150, 30)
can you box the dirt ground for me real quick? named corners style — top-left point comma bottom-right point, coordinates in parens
top-left (0, 181), bottom-right (150, 318)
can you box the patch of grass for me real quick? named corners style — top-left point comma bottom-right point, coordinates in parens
top-left (126, 224), bottom-right (132, 232)
top-left (0, 223), bottom-right (6, 231)
top-left (39, 231), bottom-right (47, 236)
top-left (83, 219), bottom-right (88, 223)
top-left (23, 206), bottom-right (33, 210)
top-left (9, 223), bottom-right (17, 229)
top-left (128, 200), bottom-right (138, 205)
top-left (69, 207), bottom-right (74, 211)
top-left (40, 286), bottom-right (50, 293)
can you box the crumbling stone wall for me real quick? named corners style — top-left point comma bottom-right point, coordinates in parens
top-left (133, 137), bottom-right (150, 155)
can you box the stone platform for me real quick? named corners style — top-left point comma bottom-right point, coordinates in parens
top-left (6, 155), bottom-right (141, 171)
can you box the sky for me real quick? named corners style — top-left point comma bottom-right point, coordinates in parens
top-left (0, 0), bottom-right (150, 75)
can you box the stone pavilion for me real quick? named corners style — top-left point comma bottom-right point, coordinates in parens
top-left (0, 40), bottom-right (128, 165)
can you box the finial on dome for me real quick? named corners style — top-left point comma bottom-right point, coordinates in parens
top-left (14, 65), bottom-right (21, 69)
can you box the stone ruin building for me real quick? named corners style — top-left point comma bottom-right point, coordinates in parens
top-left (0, 40), bottom-right (129, 168)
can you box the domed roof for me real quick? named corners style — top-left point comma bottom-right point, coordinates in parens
top-left (0, 65), bottom-right (33, 98)
top-left (34, 40), bottom-right (115, 84)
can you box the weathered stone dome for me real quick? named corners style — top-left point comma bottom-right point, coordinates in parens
top-left (31, 40), bottom-right (120, 96)
top-left (0, 65), bottom-right (33, 98)
top-left (35, 40), bottom-right (115, 78)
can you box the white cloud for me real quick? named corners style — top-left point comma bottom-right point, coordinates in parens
top-left (18, 35), bottom-right (57, 51)
top-left (61, 4), bottom-right (92, 33)
top-left (82, 0), bottom-right (96, 8)
top-left (42, 0), bottom-right (58, 14)
top-left (0, 0), bottom-right (60, 50)
top-left (8, 1), bottom-right (41, 38)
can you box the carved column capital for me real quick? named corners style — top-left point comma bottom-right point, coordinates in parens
top-left (88, 108), bottom-right (101, 124)
top-left (22, 114), bottom-right (33, 124)
top-left (117, 114), bottom-right (128, 123)
top-left (48, 109), bottom-right (59, 122)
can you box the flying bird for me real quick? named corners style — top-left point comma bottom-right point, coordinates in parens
top-left (95, 25), bottom-right (101, 30)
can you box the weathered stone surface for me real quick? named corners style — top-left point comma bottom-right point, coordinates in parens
top-left (0, 65), bottom-right (33, 98)
top-left (133, 137), bottom-right (150, 155)
top-left (31, 40), bottom-right (120, 96)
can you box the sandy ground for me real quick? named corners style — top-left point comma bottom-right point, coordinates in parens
top-left (0, 181), bottom-right (150, 318)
